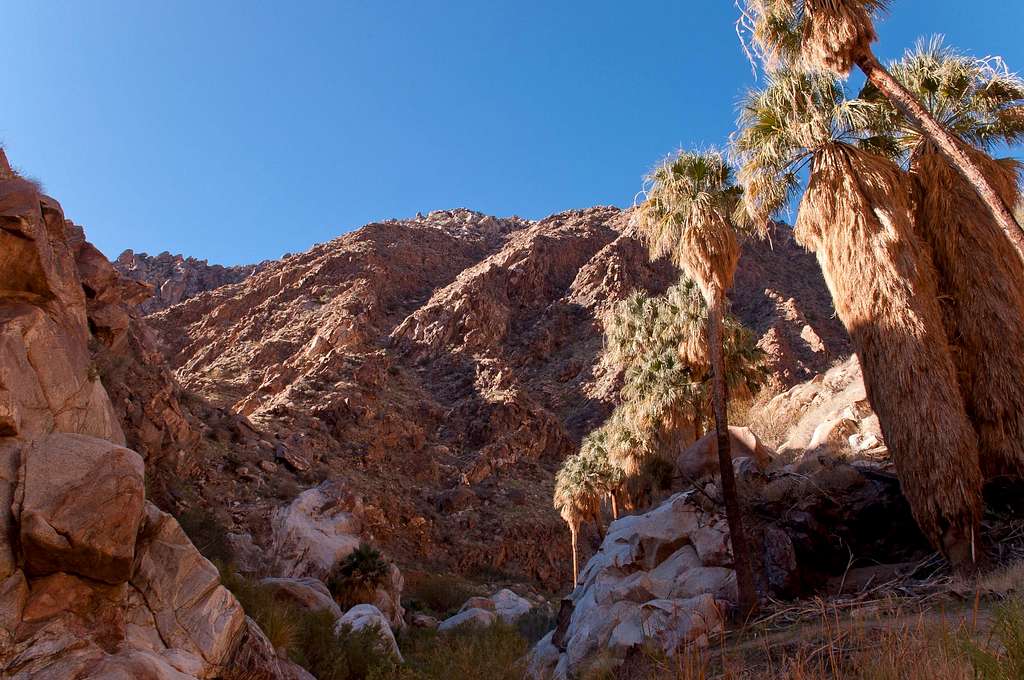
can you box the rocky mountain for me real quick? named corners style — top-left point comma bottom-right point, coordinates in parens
top-left (113, 249), bottom-right (263, 314)
top-left (148, 205), bottom-right (850, 588)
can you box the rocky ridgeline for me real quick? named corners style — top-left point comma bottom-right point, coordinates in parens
top-left (146, 206), bottom-right (850, 588)
top-left (113, 249), bottom-right (263, 315)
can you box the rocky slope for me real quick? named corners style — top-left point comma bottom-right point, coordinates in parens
top-left (148, 206), bottom-right (850, 588)
top-left (0, 150), bottom-right (283, 679)
top-left (113, 249), bottom-right (262, 314)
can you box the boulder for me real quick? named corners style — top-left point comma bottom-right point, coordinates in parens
top-left (676, 426), bottom-right (773, 481)
top-left (336, 604), bottom-right (402, 662)
top-left (130, 503), bottom-right (246, 669)
top-left (411, 613), bottom-right (439, 629)
top-left (491, 588), bottom-right (533, 623)
top-left (439, 607), bottom-right (497, 632)
top-left (270, 481), bottom-right (364, 580)
top-left (260, 577), bottom-right (343, 619)
top-left (528, 492), bottom-right (730, 678)
top-left (15, 434), bottom-right (145, 583)
top-left (269, 481), bottom-right (405, 628)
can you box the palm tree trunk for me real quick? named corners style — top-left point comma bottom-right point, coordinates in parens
top-left (610, 493), bottom-right (619, 521)
top-left (708, 302), bottom-right (758, 619)
top-left (570, 526), bottom-right (579, 585)
top-left (855, 52), bottom-right (1024, 255)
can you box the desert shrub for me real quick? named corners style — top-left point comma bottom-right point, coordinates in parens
top-left (268, 474), bottom-right (301, 500)
top-left (960, 599), bottom-right (1024, 680)
top-left (329, 543), bottom-right (391, 610)
top-left (176, 505), bottom-right (235, 564)
top-left (293, 610), bottom-right (398, 680)
top-left (515, 606), bottom-right (557, 645)
top-left (403, 573), bottom-right (476, 618)
top-left (220, 566), bottom-right (397, 680)
top-left (379, 623), bottom-right (528, 680)
top-left (219, 564), bottom-right (300, 652)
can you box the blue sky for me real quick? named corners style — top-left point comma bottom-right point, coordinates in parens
top-left (4, 1), bottom-right (1023, 265)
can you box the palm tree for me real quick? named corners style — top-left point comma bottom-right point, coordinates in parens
top-left (554, 428), bottom-right (624, 585)
top-left (634, 149), bottom-right (758, 617)
top-left (605, 280), bottom-right (767, 448)
top-left (739, 0), bottom-right (1024, 252)
top-left (860, 38), bottom-right (1024, 480)
top-left (732, 68), bottom-right (983, 570)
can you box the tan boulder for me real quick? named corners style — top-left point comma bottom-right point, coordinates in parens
top-left (260, 577), bottom-right (342, 619)
top-left (15, 434), bottom-right (144, 583)
top-left (0, 304), bottom-right (123, 442)
top-left (676, 426), bottom-right (773, 481)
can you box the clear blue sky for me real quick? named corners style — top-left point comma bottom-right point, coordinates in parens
top-left (4, 1), bottom-right (1023, 265)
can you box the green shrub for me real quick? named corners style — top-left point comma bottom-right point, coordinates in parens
top-left (403, 573), bottom-right (476, 618)
top-left (176, 505), bottom-right (235, 564)
top-left (516, 606), bottom-right (557, 645)
top-left (219, 565), bottom-right (397, 680)
top-left (961, 599), bottom-right (1024, 679)
top-left (377, 623), bottom-right (528, 680)
top-left (292, 610), bottom-right (398, 680)
top-left (328, 543), bottom-right (392, 610)
top-left (219, 564), bottom-right (300, 651)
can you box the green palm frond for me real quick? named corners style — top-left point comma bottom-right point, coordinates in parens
top-left (858, 36), bottom-right (1024, 160)
top-left (731, 67), bottom-right (861, 224)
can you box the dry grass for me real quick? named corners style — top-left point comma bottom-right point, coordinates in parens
top-left (739, 386), bottom-right (801, 451)
top-left (585, 595), bottom-right (1024, 680)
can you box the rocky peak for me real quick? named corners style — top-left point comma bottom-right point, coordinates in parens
top-left (113, 248), bottom-right (264, 314)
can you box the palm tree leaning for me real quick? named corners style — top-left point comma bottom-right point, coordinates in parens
top-left (634, 149), bottom-right (758, 618)
top-left (732, 69), bottom-right (984, 570)
top-left (861, 38), bottom-right (1024, 480)
top-left (740, 0), bottom-right (1024, 253)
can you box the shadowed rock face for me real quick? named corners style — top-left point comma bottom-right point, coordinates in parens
top-left (147, 206), bottom-right (848, 588)
top-left (113, 249), bottom-right (263, 315)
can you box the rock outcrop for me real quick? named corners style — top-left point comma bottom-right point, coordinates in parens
top-left (0, 162), bottom-right (280, 679)
top-left (529, 493), bottom-right (735, 679)
top-left (113, 250), bottom-right (261, 315)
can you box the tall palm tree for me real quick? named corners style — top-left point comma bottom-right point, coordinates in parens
top-left (861, 39), bottom-right (1024, 480)
top-left (634, 150), bottom-right (758, 617)
top-left (732, 68), bottom-right (983, 570)
top-left (739, 0), bottom-right (1024, 252)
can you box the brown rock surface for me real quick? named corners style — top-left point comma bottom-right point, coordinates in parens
top-left (148, 207), bottom-right (847, 587)
top-left (114, 249), bottom-right (262, 315)
top-left (0, 160), bottom-right (281, 678)
top-left (15, 434), bottom-right (145, 584)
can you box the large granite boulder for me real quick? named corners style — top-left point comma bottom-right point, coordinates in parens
top-left (270, 481), bottom-right (405, 628)
top-left (15, 434), bottom-right (145, 584)
top-left (528, 492), bottom-right (732, 678)
top-left (260, 577), bottom-right (343, 619)
top-left (676, 426), bottom-right (774, 481)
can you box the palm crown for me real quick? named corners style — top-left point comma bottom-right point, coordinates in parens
top-left (860, 37), bottom-right (1024, 160)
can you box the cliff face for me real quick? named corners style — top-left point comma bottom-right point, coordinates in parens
top-left (149, 206), bottom-right (850, 586)
top-left (113, 249), bottom-right (262, 314)
top-left (0, 151), bottom-right (281, 679)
